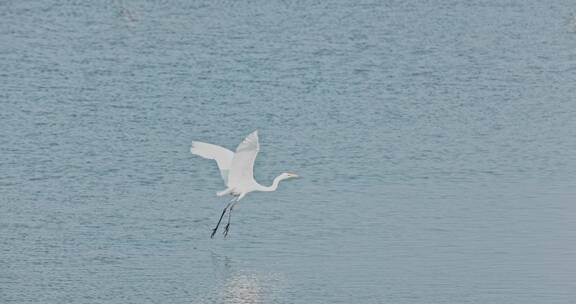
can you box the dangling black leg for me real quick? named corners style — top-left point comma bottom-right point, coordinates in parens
top-left (223, 206), bottom-right (234, 237)
top-left (210, 198), bottom-right (236, 238)
top-left (211, 207), bottom-right (227, 238)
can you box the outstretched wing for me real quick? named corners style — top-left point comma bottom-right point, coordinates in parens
top-left (190, 141), bottom-right (234, 184)
top-left (227, 130), bottom-right (260, 189)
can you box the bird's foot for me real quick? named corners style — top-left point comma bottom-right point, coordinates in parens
top-left (210, 227), bottom-right (218, 239)
top-left (223, 223), bottom-right (230, 237)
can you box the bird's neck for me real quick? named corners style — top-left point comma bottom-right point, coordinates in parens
top-left (257, 175), bottom-right (285, 192)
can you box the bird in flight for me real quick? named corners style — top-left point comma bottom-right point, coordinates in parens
top-left (191, 130), bottom-right (299, 238)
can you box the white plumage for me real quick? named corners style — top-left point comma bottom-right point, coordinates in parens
top-left (190, 141), bottom-right (234, 184)
top-left (190, 130), bottom-right (298, 238)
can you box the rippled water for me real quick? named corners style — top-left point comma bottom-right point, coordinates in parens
top-left (2, 0), bottom-right (576, 303)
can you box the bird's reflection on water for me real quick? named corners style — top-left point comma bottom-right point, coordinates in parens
top-left (209, 251), bottom-right (282, 304)
top-left (221, 273), bottom-right (264, 304)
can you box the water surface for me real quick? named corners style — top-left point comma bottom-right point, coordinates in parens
top-left (1, 0), bottom-right (576, 303)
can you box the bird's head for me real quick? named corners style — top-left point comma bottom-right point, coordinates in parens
top-left (279, 172), bottom-right (299, 180)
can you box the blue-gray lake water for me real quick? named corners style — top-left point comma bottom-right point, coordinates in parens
top-left (2, 0), bottom-right (576, 303)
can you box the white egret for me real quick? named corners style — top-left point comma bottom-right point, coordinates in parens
top-left (191, 130), bottom-right (299, 238)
